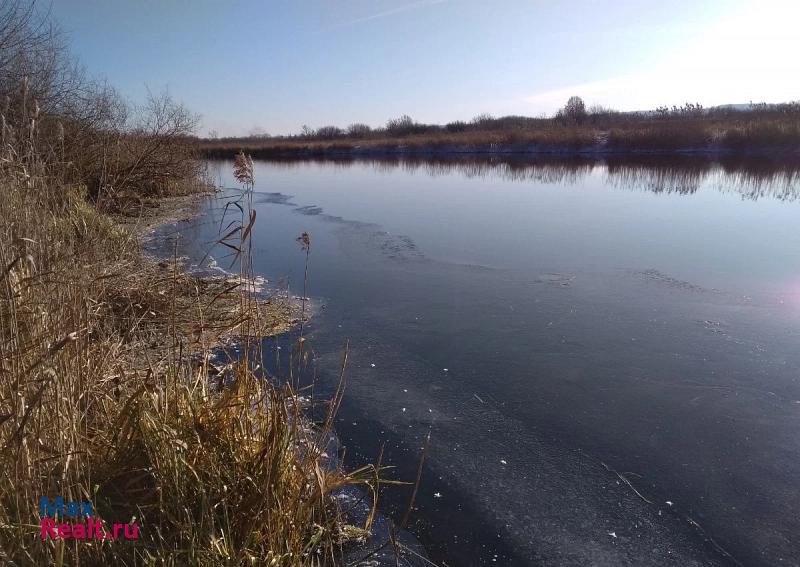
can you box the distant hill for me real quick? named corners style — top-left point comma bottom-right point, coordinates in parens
top-left (713, 103), bottom-right (758, 111)
top-left (632, 103), bottom-right (771, 116)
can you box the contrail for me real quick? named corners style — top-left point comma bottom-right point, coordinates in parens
top-left (333, 0), bottom-right (446, 28)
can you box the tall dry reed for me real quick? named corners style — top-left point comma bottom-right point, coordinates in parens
top-left (0, 145), bottom-right (395, 566)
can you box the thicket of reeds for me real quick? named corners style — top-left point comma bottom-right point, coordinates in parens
top-left (0, 2), bottom-right (397, 565)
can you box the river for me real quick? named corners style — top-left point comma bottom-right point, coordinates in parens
top-left (161, 156), bottom-right (800, 566)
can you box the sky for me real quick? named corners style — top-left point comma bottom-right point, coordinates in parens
top-left (50, 0), bottom-right (800, 137)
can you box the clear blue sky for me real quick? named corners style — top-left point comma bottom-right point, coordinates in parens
top-left (50, 0), bottom-right (800, 137)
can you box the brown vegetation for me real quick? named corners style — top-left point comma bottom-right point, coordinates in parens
top-left (198, 98), bottom-right (800, 158)
top-left (0, 2), bottom-right (390, 565)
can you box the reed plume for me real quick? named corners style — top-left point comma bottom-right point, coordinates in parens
top-left (233, 149), bottom-right (254, 188)
top-left (297, 231), bottom-right (312, 339)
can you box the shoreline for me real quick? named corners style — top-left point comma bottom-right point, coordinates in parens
top-left (132, 190), bottom-right (307, 337)
top-left (198, 142), bottom-right (800, 161)
top-left (136, 190), bottom-right (431, 566)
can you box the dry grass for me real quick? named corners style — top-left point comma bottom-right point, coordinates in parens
top-left (721, 120), bottom-right (800, 149)
top-left (199, 113), bottom-right (800, 157)
top-left (0, 157), bottom-right (394, 565)
top-left (199, 128), bottom-right (598, 158)
top-left (0, 3), bottom-right (404, 562)
top-left (606, 122), bottom-right (715, 150)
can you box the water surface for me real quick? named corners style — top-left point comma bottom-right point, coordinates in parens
top-left (170, 156), bottom-right (800, 566)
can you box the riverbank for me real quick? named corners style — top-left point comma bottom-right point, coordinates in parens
top-left (201, 141), bottom-right (800, 160)
top-left (0, 167), bottom-right (398, 564)
top-left (198, 116), bottom-right (800, 159)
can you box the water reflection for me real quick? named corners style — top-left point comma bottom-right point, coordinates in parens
top-left (193, 155), bottom-right (800, 566)
top-left (605, 156), bottom-right (800, 200)
top-left (208, 155), bottom-right (800, 201)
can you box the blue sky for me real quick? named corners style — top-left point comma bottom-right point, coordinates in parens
top-left (51, 0), bottom-right (800, 136)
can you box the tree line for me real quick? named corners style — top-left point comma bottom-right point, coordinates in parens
top-left (211, 95), bottom-right (800, 144)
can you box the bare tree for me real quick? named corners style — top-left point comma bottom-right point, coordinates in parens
top-left (102, 89), bottom-right (199, 198)
top-left (315, 125), bottom-right (343, 139)
top-left (0, 0), bottom-right (203, 206)
top-left (559, 96), bottom-right (587, 125)
top-left (386, 114), bottom-right (418, 136)
top-left (0, 1), bottom-right (86, 117)
top-left (470, 113), bottom-right (494, 128)
top-left (346, 123), bottom-right (371, 137)
top-left (64, 87), bottom-right (200, 201)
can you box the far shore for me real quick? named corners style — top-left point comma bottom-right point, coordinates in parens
top-left (198, 141), bottom-right (800, 160)
top-left (197, 107), bottom-right (800, 160)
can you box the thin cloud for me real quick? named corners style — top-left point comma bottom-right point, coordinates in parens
top-left (332, 0), bottom-right (446, 29)
top-left (523, 74), bottom-right (651, 113)
top-left (523, 1), bottom-right (800, 114)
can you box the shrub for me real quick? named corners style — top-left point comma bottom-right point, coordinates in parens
top-left (446, 120), bottom-right (468, 133)
top-left (315, 125), bottom-right (344, 139)
top-left (346, 122), bottom-right (372, 137)
top-left (386, 114), bottom-right (421, 136)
